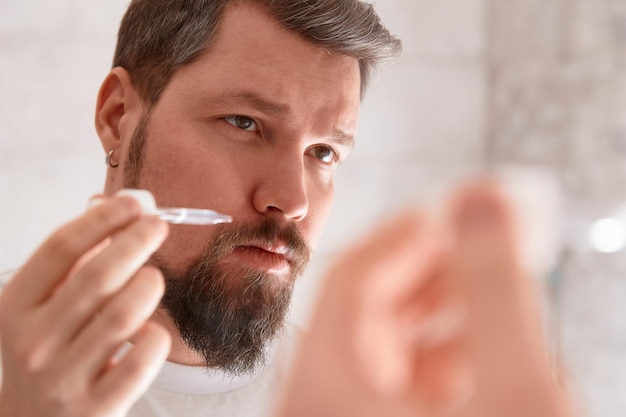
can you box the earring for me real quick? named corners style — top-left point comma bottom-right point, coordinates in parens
top-left (106, 149), bottom-right (120, 168)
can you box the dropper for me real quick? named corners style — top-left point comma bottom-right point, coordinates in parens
top-left (116, 189), bottom-right (232, 225)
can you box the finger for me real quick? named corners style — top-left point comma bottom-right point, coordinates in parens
top-left (451, 181), bottom-right (544, 360)
top-left (3, 196), bottom-right (143, 309)
top-left (39, 216), bottom-right (168, 348)
top-left (354, 224), bottom-right (467, 410)
top-left (335, 208), bottom-right (447, 309)
top-left (327, 210), bottom-right (449, 394)
top-left (449, 179), bottom-right (561, 416)
top-left (410, 337), bottom-right (472, 414)
top-left (66, 265), bottom-right (165, 383)
top-left (92, 322), bottom-right (170, 415)
top-left (404, 263), bottom-right (465, 348)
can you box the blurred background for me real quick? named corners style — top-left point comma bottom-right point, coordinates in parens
top-left (2, 0), bottom-right (626, 415)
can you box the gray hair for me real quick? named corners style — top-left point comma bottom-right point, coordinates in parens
top-left (113, 0), bottom-right (401, 106)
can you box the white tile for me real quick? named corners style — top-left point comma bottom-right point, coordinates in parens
top-left (0, 0), bottom-right (74, 34)
top-left (373, 0), bottom-right (486, 60)
top-left (0, 149), bottom-right (103, 272)
top-left (0, 0), bottom-right (127, 36)
top-left (316, 159), bottom-right (481, 257)
top-left (0, 37), bottom-right (114, 153)
top-left (71, 0), bottom-right (130, 37)
top-left (359, 61), bottom-right (486, 162)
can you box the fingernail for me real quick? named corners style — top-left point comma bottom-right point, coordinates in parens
top-left (145, 215), bottom-right (169, 236)
top-left (458, 192), bottom-right (500, 231)
top-left (86, 195), bottom-right (106, 210)
top-left (116, 189), bottom-right (157, 214)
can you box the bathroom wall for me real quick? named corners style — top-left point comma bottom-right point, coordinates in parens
top-left (487, 0), bottom-right (626, 415)
top-left (0, 0), bottom-right (130, 271)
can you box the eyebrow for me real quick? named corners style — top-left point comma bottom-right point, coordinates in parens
top-left (210, 91), bottom-right (290, 117)
top-left (331, 129), bottom-right (355, 151)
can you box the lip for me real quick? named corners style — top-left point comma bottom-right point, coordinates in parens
top-left (228, 241), bottom-right (292, 274)
top-left (253, 242), bottom-right (289, 256)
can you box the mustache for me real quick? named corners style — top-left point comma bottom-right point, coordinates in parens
top-left (205, 217), bottom-right (312, 272)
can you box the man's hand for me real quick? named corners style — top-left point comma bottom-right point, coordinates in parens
top-left (277, 180), bottom-right (575, 417)
top-left (0, 196), bottom-right (171, 417)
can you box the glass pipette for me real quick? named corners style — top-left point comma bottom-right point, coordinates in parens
top-left (116, 189), bottom-right (232, 225)
top-left (153, 207), bottom-right (232, 225)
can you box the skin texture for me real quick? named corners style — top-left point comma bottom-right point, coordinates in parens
top-left (95, 2), bottom-right (360, 366)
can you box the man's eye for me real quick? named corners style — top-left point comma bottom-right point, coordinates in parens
top-left (311, 146), bottom-right (338, 164)
top-left (224, 115), bottom-right (257, 131)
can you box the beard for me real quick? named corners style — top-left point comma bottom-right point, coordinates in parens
top-left (150, 218), bottom-right (311, 375)
top-left (123, 114), bottom-right (312, 375)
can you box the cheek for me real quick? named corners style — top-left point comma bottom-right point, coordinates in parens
top-left (156, 225), bottom-right (216, 272)
top-left (138, 133), bottom-right (243, 208)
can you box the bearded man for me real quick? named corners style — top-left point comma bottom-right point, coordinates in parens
top-left (0, 1), bottom-right (400, 416)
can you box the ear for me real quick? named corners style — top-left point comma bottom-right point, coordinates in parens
top-left (94, 67), bottom-right (142, 153)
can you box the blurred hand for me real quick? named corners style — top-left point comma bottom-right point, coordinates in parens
top-left (277, 180), bottom-right (575, 417)
top-left (446, 181), bottom-right (574, 417)
top-left (0, 196), bottom-right (171, 417)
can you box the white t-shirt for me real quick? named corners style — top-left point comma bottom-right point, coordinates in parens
top-left (128, 327), bottom-right (298, 417)
top-left (0, 270), bottom-right (300, 417)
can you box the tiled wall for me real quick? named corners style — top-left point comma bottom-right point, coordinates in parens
top-left (2, 1), bottom-right (624, 416)
top-left (487, 0), bottom-right (626, 415)
top-left (0, 0), bottom-right (129, 272)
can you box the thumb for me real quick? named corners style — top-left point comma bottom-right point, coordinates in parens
top-left (450, 180), bottom-right (568, 417)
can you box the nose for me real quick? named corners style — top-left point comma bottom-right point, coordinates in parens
top-left (252, 155), bottom-right (309, 222)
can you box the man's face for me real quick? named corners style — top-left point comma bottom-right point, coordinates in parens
top-left (112, 2), bottom-right (360, 371)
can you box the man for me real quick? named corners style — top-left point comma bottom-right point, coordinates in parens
top-left (0, 1), bottom-right (401, 416)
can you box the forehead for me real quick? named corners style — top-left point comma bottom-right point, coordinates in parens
top-left (165, 1), bottom-right (361, 127)
top-left (210, 2), bottom-right (359, 76)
